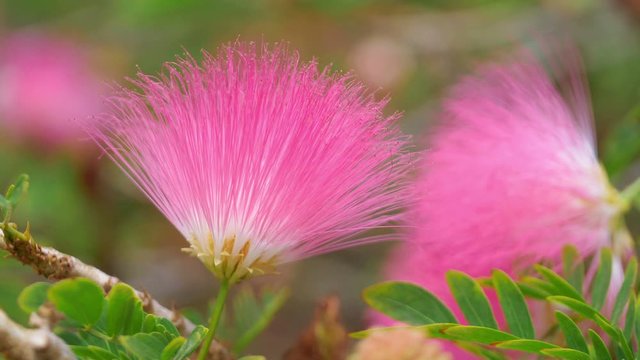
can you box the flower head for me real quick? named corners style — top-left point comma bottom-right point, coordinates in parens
top-left (89, 42), bottom-right (413, 283)
top-left (411, 50), bottom-right (627, 274)
top-left (0, 32), bottom-right (102, 147)
top-left (373, 49), bottom-right (630, 358)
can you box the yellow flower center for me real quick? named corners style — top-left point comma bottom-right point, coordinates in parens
top-left (182, 233), bottom-right (279, 283)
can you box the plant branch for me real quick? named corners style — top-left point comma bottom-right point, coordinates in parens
top-left (0, 225), bottom-right (234, 359)
top-left (0, 225), bottom-right (191, 332)
top-left (0, 309), bottom-right (74, 360)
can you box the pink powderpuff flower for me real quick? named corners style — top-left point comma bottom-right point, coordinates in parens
top-left (88, 42), bottom-right (414, 283)
top-left (0, 32), bottom-right (103, 147)
top-left (373, 50), bottom-right (631, 358)
top-left (415, 52), bottom-right (628, 272)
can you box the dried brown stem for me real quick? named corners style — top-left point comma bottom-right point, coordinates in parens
top-left (284, 295), bottom-right (349, 360)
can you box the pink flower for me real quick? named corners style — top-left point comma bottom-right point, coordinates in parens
top-left (0, 32), bottom-right (103, 147)
top-left (373, 50), bottom-right (630, 358)
top-left (88, 42), bottom-right (413, 283)
top-left (415, 52), bottom-right (626, 270)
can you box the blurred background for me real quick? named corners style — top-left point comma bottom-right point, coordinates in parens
top-left (1, 0), bottom-right (640, 358)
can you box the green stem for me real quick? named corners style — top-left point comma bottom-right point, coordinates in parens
top-left (621, 177), bottom-right (640, 202)
top-left (0, 223), bottom-right (25, 244)
top-left (197, 278), bottom-right (231, 360)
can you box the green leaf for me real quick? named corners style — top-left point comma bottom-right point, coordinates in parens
top-left (350, 324), bottom-right (459, 341)
top-left (614, 344), bottom-right (626, 360)
top-left (446, 271), bottom-right (497, 329)
top-left (143, 314), bottom-right (157, 333)
top-left (562, 246), bottom-right (584, 294)
top-left (120, 332), bottom-right (168, 359)
top-left (518, 276), bottom-right (556, 299)
top-left (458, 343), bottom-right (507, 360)
top-left (495, 339), bottom-right (558, 353)
top-left (517, 280), bottom-right (551, 300)
top-left (492, 270), bottom-right (534, 339)
top-left (71, 345), bottom-right (117, 360)
top-left (106, 283), bottom-right (145, 337)
top-left (444, 325), bottom-right (518, 344)
top-left (555, 311), bottom-right (588, 353)
top-left (593, 314), bottom-right (634, 360)
top-left (4, 184), bottom-right (15, 204)
top-left (591, 249), bottom-right (612, 311)
top-left (172, 325), bottom-right (207, 360)
top-left (611, 257), bottom-right (637, 323)
top-left (231, 287), bottom-right (289, 354)
top-left (547, 296), bottom-right (597, 319)
top-left (624, 293), bottom-right (636, 341)
top-left (541, 348), bottom-right (591, 360)
top-left (418, 323), bottom-right (459, 340)
top-left (535, 265), bottom-right (584, 301)
top-left (363, 281), bottom-right (457, 325)
top-left (17, 282), bottom-right (50, 313)
top-left (160, 337), bottom-right (185, 360)
top-left (6, 174), bottom-right (29, 207)
top-left (588, 330), bottom-right (612, 360)
top-left (156, 317), bottom-right (180, 338)
top-left (592, 314), bottom-right (618, 340)
top-left (238, 357), bottom-right (266, 360)
top-left (48, 278), bottom-right (104, 327)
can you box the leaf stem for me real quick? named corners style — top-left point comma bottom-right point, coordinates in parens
top-left (197, 278), bottom-right (231, 360)
top-left (1, 223), bottom-right (27, 241)
top-left (232, 289), bottom-right (289, 354)
top-left (621, 177), bottom-right (640, 208)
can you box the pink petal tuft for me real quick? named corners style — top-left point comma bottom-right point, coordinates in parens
top-left (413, 51), bottom-right (620, 274)
top-left (87, 42), bottom-right (414, 281)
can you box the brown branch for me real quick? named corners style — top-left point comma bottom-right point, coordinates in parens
top-left (0, 224), bottom-right (194, 332)
top-left (0, 309), bottom-right (74, 360)
top-left (0, 226), bottom-right (233, 359)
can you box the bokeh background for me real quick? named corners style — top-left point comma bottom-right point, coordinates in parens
top-left (1, 0), bottom-right (640, 358)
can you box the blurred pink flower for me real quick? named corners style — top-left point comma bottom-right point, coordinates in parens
top-left (88, 42), bottom-right (413, 283)
top-left (373, 50), bottom-right (630, 358)
top-left (415, 53), bottom-right (626, 270)
top-left (0, 32), bottom-right (102, 147)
